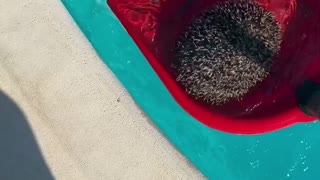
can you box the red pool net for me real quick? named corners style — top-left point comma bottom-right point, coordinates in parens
top-left (107, 0), bottom-right (320, 134)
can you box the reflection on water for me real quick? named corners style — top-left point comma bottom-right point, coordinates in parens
top-left (115, 0), bottom-right (166, 43)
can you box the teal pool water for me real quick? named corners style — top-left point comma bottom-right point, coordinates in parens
top-left (62, 0), bottom-right (320, 179)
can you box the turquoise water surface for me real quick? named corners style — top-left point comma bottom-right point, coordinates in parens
top-left (62, 0), bottom-right (320, 179)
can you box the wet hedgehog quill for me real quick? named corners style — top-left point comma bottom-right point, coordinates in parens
top-left (171, 0), bottom-right (282, 106)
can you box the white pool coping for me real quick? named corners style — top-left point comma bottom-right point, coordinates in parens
top-left (0, 0), bottom-right (204, 179)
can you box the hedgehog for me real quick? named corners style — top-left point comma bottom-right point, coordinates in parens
top-left (171, 0), bottom-right (282, 106)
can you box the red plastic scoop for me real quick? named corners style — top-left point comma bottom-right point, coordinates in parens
top-left (107, 0), bottom-right (320, 135)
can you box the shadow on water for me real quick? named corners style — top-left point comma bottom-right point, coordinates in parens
top-left (0, 90), bottom-right (54, 180)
